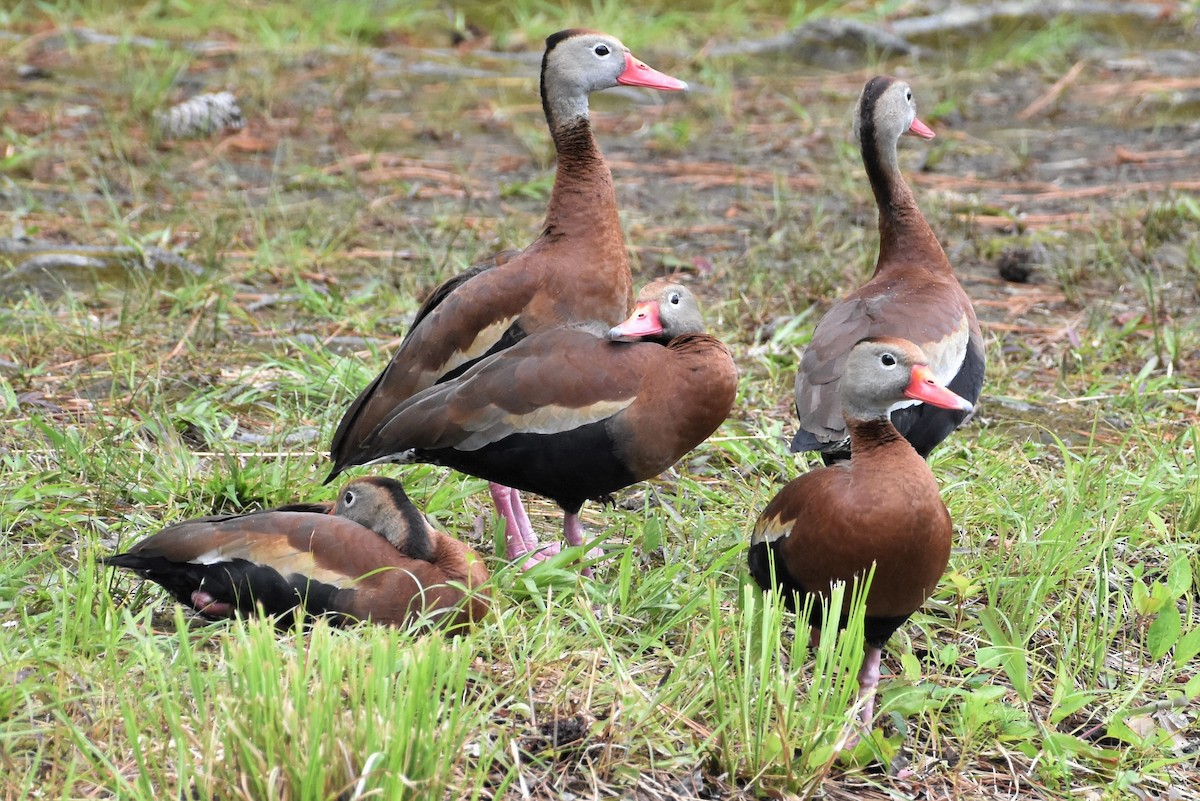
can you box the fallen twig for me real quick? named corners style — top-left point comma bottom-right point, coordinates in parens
top-left (996, 180), bottom-right (1200, 203)
top-left (0, 238), bottom-right (201, 276)
top-left (1080, 76), bottom-right (1200, 102)
top-left (1078, 691), bottom-right (1199, 741)
top-left (609, 159), bottom-right (820, 191)
top-left (705, 2), bottom-right (1169, 62)
top-left (1018, 60), bottom-right (1088, 120)
top-left (162, 296), bottom-right (217, 364)
top-left (1053, 387), bottom-right (1200, 404)
top-left (955, 212), bottom-right (1101, 231)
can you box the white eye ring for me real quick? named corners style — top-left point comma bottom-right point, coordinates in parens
top-left (594, 44), bottom-right (611, 57)
top-left (343, 490), bottom-right (355, 505)
top-left (668, 292), bottom-right (681, 305)
top-left (881, 353), bottom-right (897, 367)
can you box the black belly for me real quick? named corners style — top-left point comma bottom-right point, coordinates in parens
top-left (747, 540), bottom-right (910, 648)
top-left (417, 420), bottom-right (637, 514)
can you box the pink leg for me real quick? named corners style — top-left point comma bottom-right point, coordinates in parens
top-left (511, 488), bottom-right (561, 565)
top-left (563, 513), bottom-right (606, 578)
top-left (489, 482), bottom-right (519, 558)
top-left (563, 513), bottom-right (593, 578)
top-left (491, 483), bottom-right (559, 568)
top-left (563, 512), bottom-right (585, 549)
top-left (838, 644), bottom-right (882, 751)
top-left (854, 646), bottom-right (914, 778)
top-left (508, 488), bottom-right (538, 553)
top-left (856, 645), bottom-right (883, 729)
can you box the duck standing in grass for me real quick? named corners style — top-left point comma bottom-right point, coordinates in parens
top-left (792, 76), bottom-right (984, 462)
top-left (751, 337), bottom-right (973, 730)
top-left (327, 30), bottom-right (688, 567)
top-left (347, 281), bottom-right (737, 574)
top-left (105, 476), bottom-right (489, 632)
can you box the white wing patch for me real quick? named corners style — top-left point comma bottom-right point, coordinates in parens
top-left (365, 449), bottom-right (418, 466)
top-left (750, 514), bottom-right (792, 547)
top-left (439, 316), bottom-right (518, 376)
top-left (190, 548), bottom-right (235, 566)
top-left (456, 399), bottom-right (634, 450)
top-left (189, 532), bottom-right (356, 588)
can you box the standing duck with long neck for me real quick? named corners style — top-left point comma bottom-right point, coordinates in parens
top-left (792, 76), bottom-right (984, 462)
top-left (752, 337), bottom-right (973, 731)
top-left (327, 30), bottom-right (687, 566)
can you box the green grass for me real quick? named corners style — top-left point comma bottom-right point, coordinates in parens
top-left (4, 2), bottom-right (1200, 799)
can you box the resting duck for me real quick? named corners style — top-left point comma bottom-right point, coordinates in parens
top-left (349, 281), bottom-right (737, 573)
top-left (792, 76), bottom-right (984, 462)
top-left (328, 29), bottom-right (688, 565)
top-left (752, 337), bottom-right (972, 730)
top-left (105, 476), bottom-right (490, 632)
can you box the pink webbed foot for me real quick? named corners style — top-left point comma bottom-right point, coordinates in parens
top-left (190, 590), bottom-right (234, 618)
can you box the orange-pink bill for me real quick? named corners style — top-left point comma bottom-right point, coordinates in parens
top-left (610, 301), bottom-right (663, 341)
top-left (907, 117), bottom-right (936, 140)
top-left (618, 52), bottom-right (688, 92)
top-left (904, 364), bottom-right (972, 411)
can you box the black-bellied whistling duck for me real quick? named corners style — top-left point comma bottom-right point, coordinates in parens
top-left (327, 30), bottom-right (688, 566)
top-left (792, 76), bottom-right (984, 462)
top-left (347, 281), bottom-right (737, 573)
top-left (752, 337), bottom-right (972, 730)
top-left (104, 477), bottom-right (489, 632)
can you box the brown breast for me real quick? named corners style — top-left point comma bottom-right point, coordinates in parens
top-left (755, 427), bottom-right (952, 621)
top-left (340, 529), bottom-right (491, 630)
top-left (612, 334), bottom-right (739, 480)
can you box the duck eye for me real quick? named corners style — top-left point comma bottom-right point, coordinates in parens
top-left (669, 292), bottom-right (681, 305)
top-left (594, 44), bottom-right (610, 57)
top-left (881, 353), bottom-right (897, 367)
top-left (906, 89), bottom-right (913, 101)
top-left (343, 490), bottom-right (355, 506)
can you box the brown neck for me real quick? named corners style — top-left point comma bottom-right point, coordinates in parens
top-left (542, 118), bottom-right (619, 242)
top-left (861, 132), bottom-right (947, 277)
top-left (846, 416), bottom-right (909, 457)
top-left (666, 332), bottom-right (720, 352)
top-left (430, 532), bottom-right (483, 585)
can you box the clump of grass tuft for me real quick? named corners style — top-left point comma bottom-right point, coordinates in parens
top-left (696, 579), bottom-right (871, 794)
top-left (195, 619), bottom-right (495, 800)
